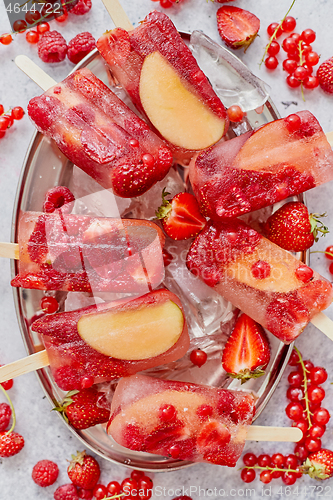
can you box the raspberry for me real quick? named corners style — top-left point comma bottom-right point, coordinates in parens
top-left (0, 403), bottom-right (11, 431)
top-left (317, 57), bottom-right (333, 94)
top-left (70, 0), bottom-right (92, 15)
top-left (38, 31), bottom-right (68, 63)
top-left (32, 459), bottom-right (59, 487)
top-left (54, 483), bottom-right (79, 500)
top-left (43, 186), bottom-right (75, 213)
top-left (67, 32), bottom-right (96, 64)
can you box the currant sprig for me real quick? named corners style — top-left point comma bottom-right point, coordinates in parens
top-left (294, 347), bottom-right (312, 429)
top-left (259, 0), bottom-right (298, 68)
top-left (0, 384), bottom-right (16, 434)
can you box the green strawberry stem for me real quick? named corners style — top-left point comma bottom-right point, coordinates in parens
top-left (294, 346), bottom-right (312, 429)
top-left (309, 213), bottom-right (329, 241)
top-left (155, 188), bottom-right (172, 220)
top-left (53, 389), bottom-right (80, 424)
top-left (0, 384), bottom-right (16, 434)
top-left (228, 367), bottom-right (266, 384)
top-left (259, 0), bottom-right (297, 68)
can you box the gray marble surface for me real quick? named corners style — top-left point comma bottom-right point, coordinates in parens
top-left (1, 0), bottom-right (333, 498)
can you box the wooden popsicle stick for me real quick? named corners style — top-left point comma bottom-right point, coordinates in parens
top-left (0, 350), bottom-right (49, 383)
top-left (311, 312), bottom-right (333, 341)
top-left (0, 242), bottom-right (19, 259)
top-left (100, 0), bottom-right (133, 31)
top-left (246, 425), bottom-right (302, 442)
top-left (15, 55), bottom-right (56, 92)
top-left (326, 130), bottom-right (333, 147)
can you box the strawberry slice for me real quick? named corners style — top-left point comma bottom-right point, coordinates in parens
top-left (197, 421), bottom-right (231, 452)
top-left (156, 190), bottom-right (206, 240)
top-left (216, 6), bottom-right (260, 52)
top-left (222, 313), bottom-right (270, 383)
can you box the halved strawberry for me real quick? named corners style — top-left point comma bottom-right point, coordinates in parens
top-left (216, 6), bottom-right (260, 52)
top-left (222, 313), bottom-right (270, 384)
top-left (156, 189), bottom-right (206, 240)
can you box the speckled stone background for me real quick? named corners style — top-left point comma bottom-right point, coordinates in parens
top-left (1, 1), bottom-right (333, 498)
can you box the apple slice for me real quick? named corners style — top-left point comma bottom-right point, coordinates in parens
top-left (77, 299), bottom-right (184, 360)
top-left (139, 51), bottom-right (225, 150)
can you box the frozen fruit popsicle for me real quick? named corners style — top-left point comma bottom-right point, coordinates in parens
top-left (186, 218), bottom-right (333, 344)
top-left (11, 211), bottom-right (165, 293)
top-left (97, 11), bottom-right (229, 161)
top-left (27, 67), bottom-right (173, 197)
top-left (31, 289), bottom-right (190, 391)
top-left (190, 111), bottom-right (333, 219)
top-left (107, 374), bottom-right (255, 467)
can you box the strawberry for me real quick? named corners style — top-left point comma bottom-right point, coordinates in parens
top-left (54, 483), bottom-right (79, 500)
top-left (222, 313), bottom-right (270, 384)
top-left (216, 6), bottom-right (260, 52)
top-left (197, 421), bottom-right (231, 451)
top-left (317, 57), bottom-right (333, 94)
top-left (303, 449), bottom-right (333, 479)
top-left (54, 387), bottom-right (110, 430)
top-left (264, 201), bottom-right (329, 252)
top-left (67, 451), bottom-right (100, 490)
top-left (0, 431), bottom-right (25, 457)
top-left (0, 403), bottom-right (11, 431)
top-left (31, 459), bottom-right (59, 487)
top-left (156, 189), bottom-right (206, 240)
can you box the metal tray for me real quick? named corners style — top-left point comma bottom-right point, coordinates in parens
top-left (10, 38), bottom-right (306, 471)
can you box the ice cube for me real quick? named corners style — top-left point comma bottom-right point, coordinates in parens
top-left (190, 31), bottom-right (270, 112)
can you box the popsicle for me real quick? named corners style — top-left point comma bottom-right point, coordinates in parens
top-left (107, 374), bottom-right (300, 467)
top-left (190, 111), bottom-right (333, 219)
top-left (30, 289), bottom-right (190, 391)
top-left (10, 211), bottom-right (165, 293)
top-left (186, 218), bottom-right (333, 344)
top-left (27, 66), bottom-right (173, 197)
top-left (97, 10), bottom-right (229, 161)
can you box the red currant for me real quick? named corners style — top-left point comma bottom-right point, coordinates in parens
top-left (37, 23), bottom-right (50, 34)
top-left (325, 245), bottom-right (333, 260)
top-left (40, 296), bottom-right (59, 314)
top-left (309, 424), bottom-right (326, 439)
top-left (282, 16), bottom-right (296, 32)
top-left (304, 437), bottom-right (321, 452)
top-left (282, 471), bottom-right (297, 485)
top-left (0, 33), bottom-right (13, 45)
top-left (294, 443), bottom-right (309, 461)
top-left (26, 30), bottom-right (39, 44)
top-left (227, 105), bottom-right (245, 122)
top-left (267, 22), bottom-right (283, 38)
top-left (285, 454), bottom-right (298, 469)
top-left (267, 40), bottom-right (280, 56)
top-left (121, 478), bottom-right (138, 495)
top-left (5, 114), bottom-right (13, 128)
top-left (77, 487), bottom-right (93, 499)
top-left (13, 19), bottom-right (27, 33)
top-left (92, 485), bottom-right (107, 500)
top-left (260, 470), bottom-right (272, 484)
top-left (302, 63), bottom-right (313, 75)
top-left (286, 402), bottom-right (304, 421)
top-left (11, 107), bottom-right (25, 120)
top-left (303, 75), bottom-right (319, 89)
top-left (196, 404), bottom-right (213, 420)
top-left (55, 9), bottom-right (68, 22)
top-left (271, 453), bottom-right (285, 468)
top-left (258, 454), bottom-right (271, 467)
top-left (160, 0), bottom-right (173, 7)
top-left (312, 407), bottom-right (330, 425)
top-left (1, 375), bottom-right (13, 390)
top-left (265, 56), bottom-right (278, 70)
top-left (292, 420), bottom-right (308, 441)
top-left (329, 262), bottom-right (333, 276)
top-left (287, 387), bottom-right (303, 402)
top-left (301, 29), bottom-right (316, 44)
top-left (0, 105), bottom-right (4, 115)
top-left (139, 490), bottom-right (153, 500)
top-left (283, 58), bottom-right (298, 74)
top-left (131, 471), bottom-right (145, 482)
top-left (251, 260), bottom-right (271, 279)
top-left (301, 43), bottom-right (312, 55)
top-left (286, 75), bottom-right (301, 88)
top-left (294, 66), bottom-right (309, 81)
top-left (288, 350), bottom-right (300, 366)
top-left (243, 452), bottom-right (257, 467)
top-left (106, 481), bottom-right (121, 496)
top-left (0, 116), bottom-right (10, 131)
top-left (288, 370), bottom-right (303, 387)
top-left (241, 468), bottom-right (256, 483)
top-left (285, 113), bottom-right (301, 133)
top-left (138, 476), bottom-right (153, 491)
top-left (190, 349), bottom-right (207, 367)
top-left (308, 386), bottom-right (325, 405)
top-left (309, 366), bottom-right (328, 385)
top-left (282, 37), bottom-right (297, 53)
top-left (158, 404), bottom-right (177, 422)
top-left (305, 51), bottom-right (319, 67)
top-left (290, 32), bottom-right (301, 43)
top-left (25, 10), bottom-right (41, 24)
top-left (297, 360), bottom-right (314, 374)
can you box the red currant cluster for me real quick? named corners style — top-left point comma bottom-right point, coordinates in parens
top-left (150, 0), bottom-right (183, 10)
top-left (0, 0), bottom-right (91, 47)
top-left (88, 471), bottom-right (154, 500)
top-left (264, 16), bottom-right (320, 92)
top-left (286, 348), bottom-right (329, 459)
top-left (323, 245), bottom-right (333, 276)
top-left (0, 105), bottom-right (25, 140)
top-left (240, 347), bottom-right (330, 485)
top-left (0, 369), bottom-right (24, 458)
